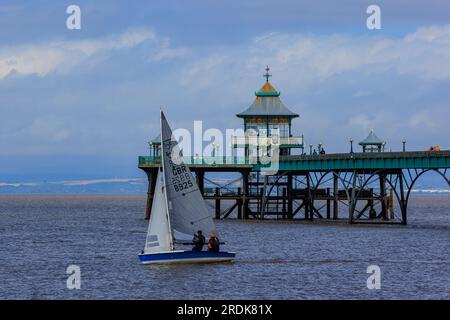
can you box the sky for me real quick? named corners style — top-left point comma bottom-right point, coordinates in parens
top-left (0, 0), bottom-right (450, 181)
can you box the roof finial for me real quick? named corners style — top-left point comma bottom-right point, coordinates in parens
top-left (264, 65), bottom-right (272, 83)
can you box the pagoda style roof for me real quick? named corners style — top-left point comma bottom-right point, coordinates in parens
top-left (359, 130), bottom-right (384, 146)
top-left (237, 81), bottom-right (299, 119)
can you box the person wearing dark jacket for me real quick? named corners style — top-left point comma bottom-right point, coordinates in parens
top-left (192, 230), bottom-right (205, 252)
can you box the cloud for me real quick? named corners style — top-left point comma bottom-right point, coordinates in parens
top-left (0, 27), bottom-right (188, 79)
top-left (1, 24), bottom-right (449, 161)
top-left (348, 114), bottom-right (374, 130)
top-left (176, 24), bottom-right (450, 94)
top-left (408, 111), bottom-right (437, 128)
top-left (7, 115), bottom-right (70, 142)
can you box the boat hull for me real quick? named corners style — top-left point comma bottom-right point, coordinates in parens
top-left (139, 250), bottom-right (236, 264)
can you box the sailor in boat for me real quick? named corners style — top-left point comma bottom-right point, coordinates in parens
top-left (207, 232), bottom-right (220, 253)
top-left (138, 111), bottom-right (235, 264)
top-left (192, 230), bottom-right (206, 252)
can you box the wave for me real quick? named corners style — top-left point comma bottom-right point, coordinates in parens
top-left (0, 178), bottom-right (144, 188)
top-left (410, 189), bottom-right (450, 194)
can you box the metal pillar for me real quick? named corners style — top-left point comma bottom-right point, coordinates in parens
top-left (242, 171), bottom-right (249, 219)
top-left (349, 171), bottom-right (357, 224)
top-left (144, 168), bottom-right (158, 220)
top-left (196, 171), bottom-right (205, 195)
top-left (306, 173), bottom-right (312, 220)
top-left (326, 187), bottom-right (331, 219)
top-left (215, 187), bottom-right (221, 220)
top-left (237, 187), bottom-right (243, 219)
top-left (287, 174), bottom-right (293, 219)
top-left (379, 174), bottom-right (388, 220)
top-left (398, 172), bottom-right (407, 225)
top-left (333, 174), bottom-right (339, 220)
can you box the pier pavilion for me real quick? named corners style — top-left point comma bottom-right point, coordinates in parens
top-left (233, 66), bottom-right (303, 157)
top-left (139, 68), bottom-right (450, 225)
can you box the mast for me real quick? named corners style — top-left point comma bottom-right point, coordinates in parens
top-left (160, 110), bottom-right (175, 250)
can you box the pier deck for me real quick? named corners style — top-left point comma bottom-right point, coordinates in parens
top-left (139, 150), bottom-right (450, 225)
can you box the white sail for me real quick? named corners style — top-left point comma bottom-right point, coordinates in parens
top-left (144, 170), bottom-right (173, 253)
top-left (160, 111), bottom-right (217, 242)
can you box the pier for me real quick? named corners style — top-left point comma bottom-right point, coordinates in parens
top-left (139, 68), bottom-right (450, 225)
top-left (139, 151), bottom-right (450, 225)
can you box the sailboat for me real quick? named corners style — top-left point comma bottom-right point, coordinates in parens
top-left (139, 111), bottom-right (236, 264)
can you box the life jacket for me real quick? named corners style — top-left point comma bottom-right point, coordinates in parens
top-left (208, 237), bottom-right (220, 251)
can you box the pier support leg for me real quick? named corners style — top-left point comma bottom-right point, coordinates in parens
top-left (258, 187), bottom-right (264, 219)
top-left (237, 187), bottom-right (242, 219)
top-left (398, 173), bottom-right (407, 225)
top-left (368, 194), bottom-right (376, 219)
top-left (215, 187), bottom-right (221, 220)
top-left (287, 174), bottom-right (293, 219)
top-left (379, 174), bottom-right (388, 220)
top-left (326, 188), bottom-right (331, 219)
top-left (196, 171), bottom-right (205, 195)
top-left (333, 174), bottom-right (339, 220)
top-left (389, 188), bottom-right (395, 221)
top-left (144, 169), bottom-right (158, 220)
top-left (349, 171), bottom-right (357, 224)
top-left (242, 171), bottom-right (249, 219)
top-left (306, 174), bottom-right (312, 221)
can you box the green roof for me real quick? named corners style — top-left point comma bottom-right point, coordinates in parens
top-left (237, 82), bottom-right (299, 118)
top-left (359, 130), bottom-right (383, 146)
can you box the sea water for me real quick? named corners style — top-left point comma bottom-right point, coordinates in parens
top-left (0, 194), bottom-right (448, 299)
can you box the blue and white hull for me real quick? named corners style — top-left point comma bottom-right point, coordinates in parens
top-left (139, 250), bottom-right (236, 264)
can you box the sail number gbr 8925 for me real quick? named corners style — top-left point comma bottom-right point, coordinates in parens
top-left (170, 163), bottom-right (194, 193)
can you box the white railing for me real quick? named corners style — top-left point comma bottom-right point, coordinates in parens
top-left (231, 135), bottom-right (303, 146)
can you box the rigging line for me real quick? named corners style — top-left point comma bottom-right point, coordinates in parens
top-left (168, 188), bottom-right (201, 201)
top-left (190, 214), bottom-right (217, 224)
top-left (172, 209), bottom-right (215, 226)
top-left (174, 201), bottom-right (234, 223)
